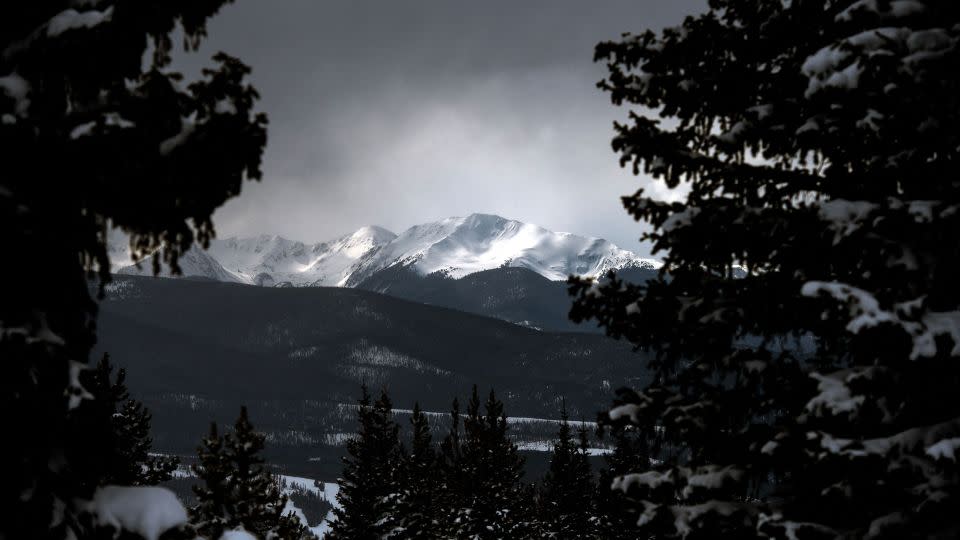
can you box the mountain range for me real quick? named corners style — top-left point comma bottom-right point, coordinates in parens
top-left (95, 215), bottom-right (661, 479)
top-left (113, 213), bottom-right (660, 288)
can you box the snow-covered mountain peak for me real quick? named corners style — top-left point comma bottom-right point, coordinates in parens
top-left (204, 226), bottom-right (397, 286)
top-left (107, 214), bottom-right (660, 287)
top-left (342, 213), bottom-right (661, 284)
top-left (332, 226), bottom-right (398, 257)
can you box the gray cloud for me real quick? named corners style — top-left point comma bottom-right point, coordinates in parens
top-left (172, 0), bottom-right (706, 255)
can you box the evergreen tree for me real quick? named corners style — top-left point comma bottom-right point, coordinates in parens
top-left (571, 0), bottom-right (960, 537)
top-left (192, 423), bottom-right (233, 538)
top-left (1, 2), bottom-right (267, 537)
top-left (443, 386), bottom-right (529, 539)
top-left (594, 425), bottom-right (652, 539)
top-left (81, 354), bottom-right (178, 486)
top-left (392, 402), bottom-right (442, 539)
top-left (192, 407), bottom-right (307, 539)
top-left (436, 397), bottom-right (465, 535)
top-left (538, 404), bottom-right (596, 538)
top-left (328, 387), bottom-right (403, 540)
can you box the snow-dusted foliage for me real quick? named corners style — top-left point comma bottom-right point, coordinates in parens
top-left (87, 486), bottom-right (188, 540)
top-left (326, 388), bottom-right (404, 539)
top-left (1, 2), bottom-right (266, 539)
top-left (191, 407), bottom-right (308, 539)
top-left (570, 0), bottom-right (960, 537)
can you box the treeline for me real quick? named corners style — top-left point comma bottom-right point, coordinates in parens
top-left (89, 352), bottom-right (656, 539)
top-left (328, 385), bottom-right (652, 539)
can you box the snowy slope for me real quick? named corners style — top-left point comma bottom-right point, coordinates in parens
top-left (108, 232), bottom-right (245, 283)
top-left (106, 214), bottom-right (658, 286)
top-left (208, 226), bottom-right (397, 286)
top-left (116, 246), bottom-right (245, 283)
top-left (343, 213), bottom-right (660, 285)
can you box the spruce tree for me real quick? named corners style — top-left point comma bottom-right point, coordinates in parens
top-left (192, 407), bottom-right (307, 539)
top-left (538, 404), bottom-right (596, 538)
top-left (1, 3), bottom-right (267, 537)
top-left (81, 353), bottom-right (178, 486)
top-left (192, 423), bottom-right (232, 538)
top-left (228, 407), bottom-right (306, 539)
top-left (392, 402), bottom-right (442, 539)
top-left (594, 425), bottom-right (652, 539)
top-left (571, 0), bottom-right (960, 537)
top-left (436, 397), bottom-right (465, 536)
top-left (328, 387), bottom-right (402, 540)
top-left (444, 386), bottom-right (529, 539)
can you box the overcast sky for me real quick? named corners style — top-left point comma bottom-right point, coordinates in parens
top-left (174, 1), bottom-right (706, 256)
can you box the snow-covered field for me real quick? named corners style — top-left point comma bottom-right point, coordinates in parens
top-left (165, 465), bottom-right (340, 538)
top-left (516, 441), bottom-right (613, 456)
top-left (277, 475), bottom-right (340, 538)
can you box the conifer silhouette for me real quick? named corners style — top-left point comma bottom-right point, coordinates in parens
top-left (392, 403), bottom-right (442, 538)
top-left (328, 387), bottom-right (402, 540)
top-left (538, 403), bottom-right (596, 538)
top-left (192, 407), bottom-right (306, 539)
top-left (571, 1), bottom-right (960, 537)
top-left (1, 2), bottom-right (267, 537)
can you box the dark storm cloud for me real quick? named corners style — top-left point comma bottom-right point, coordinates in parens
top-left (173, 0), bottom-right (707, 254)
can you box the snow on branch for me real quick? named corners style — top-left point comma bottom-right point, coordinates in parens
top-left (757, 512), bottom-right (838, 539)
top-left (681, 465), bottom-right (744, 499)
top-left (47, 6), bottom-right (114, 37)
top-left (219, 529), bottom-right (258, 540)
top-left (925, 437), bottom-right (960, 461)
top-left (661, 206), bottom-right (701, 232)
top-left (671, 500), bottom-right (750, 537)
top-left (67, 360), bottom-right (94, 410)
top-left (816, 199), bottom-right (878, 244)
top-left (86, 486), bottom-right (188, 540)
top-left (810, 416), bottom-right (960, 459)
top-left (802, 281), bottom-right (960, 360)
top-left (70, 112), bottom-right (136, 139)
top-left (159, 116), bottom-right (197, 155)
top-left (801, 22), bottom-right (957, 97)
top-left (613, 470), bottom-right (674, 492)
top-left (815, 198), bottom-right (955, 245)
top-left (836, 0), bottom-right (927, 23)
top-left (0, 73), bottom-right (30, 116)
top-left (804, 370), bottom-right (868, 419)
top-left (608, 403), bottom-right (643, 424)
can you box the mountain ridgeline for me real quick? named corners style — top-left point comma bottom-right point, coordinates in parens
top-left (355, 264), bottom-right (659, 333)
top-left (112, 213), bottom-right (659, 332)
top-left (114, 213), bottom-right (658, 286)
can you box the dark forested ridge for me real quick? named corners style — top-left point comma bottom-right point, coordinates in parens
top-left (94, 275), bottom-right (649, 476)
top-left (356, 265), bottom-right (659, 333)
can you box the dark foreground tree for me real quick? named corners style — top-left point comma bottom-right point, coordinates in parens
top-left (79, 353), bottom-right (178, 486)
top-left (192, 407), bottom-right (307, 539)
top-left (327, 388), bottom-right (402, 540)
top-left (537, 404), bottom-right (596, 538)
top-left (571, 0), bottom-right (960, 538)
top-left (1, 2), bottom-right (267, 538)
top-left (595, 425), bottom-right (654, 539)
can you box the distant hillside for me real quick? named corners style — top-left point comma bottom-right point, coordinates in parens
top-left (93, 276), bottom-right (651, 477)
top-left (356, 265), bottom-right (660, 333)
